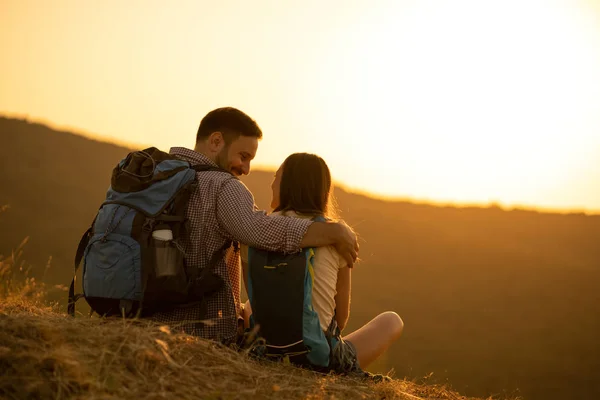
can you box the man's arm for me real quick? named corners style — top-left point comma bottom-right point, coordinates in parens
top-left (216, 179), bottom-right (311, 253)
top-left (300, 221), bottom-right (359, 268)
top-left (216, 179), bottom-right (359, 266)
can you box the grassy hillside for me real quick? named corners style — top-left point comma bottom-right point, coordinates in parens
top-left (0, 257), bottom-right (494, 400)
top-left (2, 116), bottom-right (600, 399)
top-left (0, 300), bottom-right (431, 400)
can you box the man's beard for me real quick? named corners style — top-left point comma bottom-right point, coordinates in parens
top-left (215, 147), bottom-right (243, 176)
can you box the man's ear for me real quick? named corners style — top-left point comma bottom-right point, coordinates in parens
top-left (207, 131), bottom-right (225, 151)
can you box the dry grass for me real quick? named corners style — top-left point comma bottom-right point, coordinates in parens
top-left (0, 205), bottom-right (514, 400)
top-left (0, 299), bottom-right (501, 400)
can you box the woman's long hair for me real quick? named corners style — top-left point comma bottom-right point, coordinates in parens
top-left (273, 153), bottom-right (338, 219)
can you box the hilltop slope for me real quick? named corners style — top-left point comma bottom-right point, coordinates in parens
top-left (2, 116), bottom-right (600, 399)
top-left (0, 296), bottom-right (495, 400)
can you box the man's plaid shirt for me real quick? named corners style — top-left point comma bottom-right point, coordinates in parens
top-left (151, 147), bottom-right (312, 344)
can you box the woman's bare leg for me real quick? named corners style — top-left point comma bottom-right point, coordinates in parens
top-left (242, 300), bottom-right (252, 329)
top-left (343, 311), bottom-right (404, 369)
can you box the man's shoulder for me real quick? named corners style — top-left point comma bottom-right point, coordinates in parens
top-left (199, 174), bottom-right (253, 203)
top-left (195, 172), bottom-right (246, 191)
top-left (194, 168), bottom-right (238, 180)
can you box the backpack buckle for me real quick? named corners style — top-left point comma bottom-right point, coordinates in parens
top-left (142, 218), bottom-right (155, 233)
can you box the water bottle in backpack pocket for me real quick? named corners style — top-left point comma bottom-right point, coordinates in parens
top-left (145, 223), bottom-right (190, 306)
top-left (152, 224), bottom-right (177, 277)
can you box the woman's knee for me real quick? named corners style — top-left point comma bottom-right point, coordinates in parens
top-left (381, 311), bottom-right (404, 340)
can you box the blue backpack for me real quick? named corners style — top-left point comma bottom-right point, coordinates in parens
top-left (68, 147), bottom-right (232, 318)
top-left (245, 216), bottom-right (337, 369)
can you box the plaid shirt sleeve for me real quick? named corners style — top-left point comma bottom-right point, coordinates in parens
top-left (216, 178), bottom-right (312, 253)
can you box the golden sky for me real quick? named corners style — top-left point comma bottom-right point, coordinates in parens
top-left (2, 0), bottom-right (600, 213)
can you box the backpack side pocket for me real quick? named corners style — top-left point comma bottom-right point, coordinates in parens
top-left (82, 233), bottom-right (142, 316)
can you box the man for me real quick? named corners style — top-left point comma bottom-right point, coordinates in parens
top-left (151, 107), bottom-right (359, 344)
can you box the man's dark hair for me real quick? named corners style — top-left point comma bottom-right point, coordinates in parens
top-left (196, 107), bottom-right (263, 144)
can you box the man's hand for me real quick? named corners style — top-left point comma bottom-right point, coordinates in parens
top-left (299, 220), bottom-right (360, 266)
top-left (333, 221), bottom-right (359, 268)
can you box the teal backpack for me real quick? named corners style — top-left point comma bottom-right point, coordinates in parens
top-left (245, 216), bottom-right (337, 369)
top-left (68, 147), bottom-right (232, 318)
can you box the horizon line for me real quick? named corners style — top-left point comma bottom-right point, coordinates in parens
top-left (3, 111), bottom-right (599, 217)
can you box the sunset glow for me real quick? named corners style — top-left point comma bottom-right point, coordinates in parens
top-left (2, 0), bottom-right (599, 212)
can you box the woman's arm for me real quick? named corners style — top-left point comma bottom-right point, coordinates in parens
top-left (334, 266), bottom-right (351, 331)
top-left (240, 245), bottom-right (253, 329)
top-left (240, 244), bottom-right (249, 297)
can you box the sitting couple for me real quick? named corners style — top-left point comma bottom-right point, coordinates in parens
top-left (152, 107), bottom-right (403, 377)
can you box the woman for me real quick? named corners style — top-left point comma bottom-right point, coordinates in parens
top-left (241, 153), bottom-right (404, 375)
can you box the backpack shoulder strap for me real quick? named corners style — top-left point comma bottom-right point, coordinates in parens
top-left (188, 239), bottom-right (232, 300)
top-left (68, 225), bottom-right (93, 316)
top-left (185, 162), bottom-right (239, 299)
top-left (312, 215), bottom-right (327, 223)
top-left (190, 163), bottom-right (240, 181)
top-left (191, 164), bottom-right (228, 173)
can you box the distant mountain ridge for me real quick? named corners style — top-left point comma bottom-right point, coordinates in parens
top-left (1, 115), bottom-right (600, 400)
